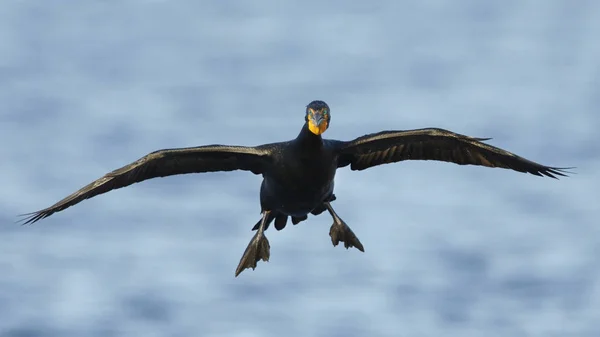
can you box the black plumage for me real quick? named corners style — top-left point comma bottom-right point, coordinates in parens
top-left (19, 100), bottom-right (571, 276)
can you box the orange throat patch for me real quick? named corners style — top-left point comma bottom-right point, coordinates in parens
top-left (308, 120), bottom-right (328, 135)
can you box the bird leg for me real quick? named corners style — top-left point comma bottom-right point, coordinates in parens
top-left (235, 210), bottom-right (271, 277)
top-left (325, 202), bottom-right (364, 252)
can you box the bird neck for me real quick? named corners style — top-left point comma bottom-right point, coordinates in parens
top-left (296, 122), bottom-right (323, 148)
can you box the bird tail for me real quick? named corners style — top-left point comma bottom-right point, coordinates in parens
top-left (251, 212), bottom-right (308, 231)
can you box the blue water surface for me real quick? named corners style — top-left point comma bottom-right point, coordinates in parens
top-left (1, 1), bottom-right (599, 336)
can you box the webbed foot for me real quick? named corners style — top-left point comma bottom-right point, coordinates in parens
top-left (236, 210), bottom-right (272, 277)
top-left (325, 202), bottom-right (364, 252)
top-left (329, 220), bottom-right (364, 252)
top-left (235, 231), bottom-right (271, 277)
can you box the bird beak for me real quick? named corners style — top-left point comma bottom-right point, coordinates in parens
top-left (308, 112), bottom-right (328, 135)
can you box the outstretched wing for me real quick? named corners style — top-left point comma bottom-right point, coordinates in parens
top-left (335, 128), bottom-right (571, 178)
top-left (20, 144), bottom-right (273, 224)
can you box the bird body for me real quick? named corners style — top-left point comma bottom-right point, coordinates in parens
top-left (19, 100), bottom-right (571, 276)
top-left (260, 127), bottom-right (338, 217)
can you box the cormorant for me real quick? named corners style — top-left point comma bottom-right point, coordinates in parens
top-left (19, 100), bottom-right (571, 276)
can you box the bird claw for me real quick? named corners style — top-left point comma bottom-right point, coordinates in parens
top-left (235, 232), bottom-right (271, 277)
top-left (329, 221), bottom-right (364, 252)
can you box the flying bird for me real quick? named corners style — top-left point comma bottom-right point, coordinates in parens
top-left (20, 100), bottom-right (571, 276)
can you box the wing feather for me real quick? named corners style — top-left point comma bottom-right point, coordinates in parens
top-left (19, 144), bottom-right (273, 224)
top-left (336, 128), bottom-right (571, 178)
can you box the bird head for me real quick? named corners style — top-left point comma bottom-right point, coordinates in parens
top-left (305, 100), bottom-right (331, 136)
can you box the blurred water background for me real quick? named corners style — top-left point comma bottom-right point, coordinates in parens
top-left (1, 1), bottom-right (599, 336)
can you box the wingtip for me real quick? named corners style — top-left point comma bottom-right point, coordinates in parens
top-left (15, 210), bottom-right (48, 226)
top-left (543, 166), bottom-right (575, 179)
top-left (559, 166), bottom-right (576, 174)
